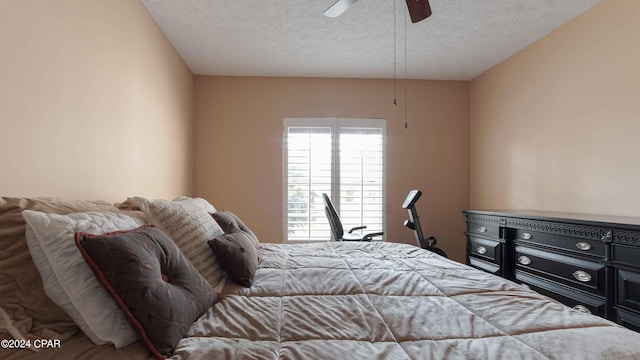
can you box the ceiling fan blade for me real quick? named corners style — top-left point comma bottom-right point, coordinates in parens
top-left (405, 0), bottom-right (432, 23)
top-left (324, 0), bottom-right (358, 18)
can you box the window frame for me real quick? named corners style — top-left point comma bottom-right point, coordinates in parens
top-left (283, 117), bottom-right (387, 243)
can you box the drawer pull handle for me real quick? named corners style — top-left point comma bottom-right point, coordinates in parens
top-left (575, 242), bottom-right (592, 251)
top-left (518, 256), bottom-right (532, 265)
top-left (476, 246), bottom-right (487, 255)
top-left (572, 270), bottom-right (592, 283)
top-left (521, 233), bottom-right (532, 240)
top-left (478, 226), bottom-right (488, 233)
top-left (573, 305), bottom-right (591, 314)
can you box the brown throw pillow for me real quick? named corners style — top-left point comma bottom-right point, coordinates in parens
top-left (208, 233), bottom-right (260, 287)
top-left (209, 211), bottom-right (261, 287)
top-left (212, 211), bottom-right (260, 249)
top-left (75, 226), bottom-right (216, 359)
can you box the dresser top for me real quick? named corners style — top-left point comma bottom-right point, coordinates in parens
top-left (462, 209), bottom-right (640, 230)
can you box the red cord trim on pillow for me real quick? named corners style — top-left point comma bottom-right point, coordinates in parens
top-left (74, 225), bottom-right (166, 360)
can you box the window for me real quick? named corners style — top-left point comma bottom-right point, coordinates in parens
top-left (284, 118), bottom-right (386, 242)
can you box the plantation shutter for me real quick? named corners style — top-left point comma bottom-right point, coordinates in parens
top-left (338, 127), bottom-right (384, 235)
top-left (284, 118), bottom-right (386, 242)
top-left (285, 126), bottom-right (332, 240)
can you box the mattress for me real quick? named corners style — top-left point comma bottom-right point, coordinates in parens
top-left (3, 241), bottom-right (640, 359)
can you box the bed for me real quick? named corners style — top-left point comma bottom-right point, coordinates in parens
top-left (2, 196), bottom-right (640, 360)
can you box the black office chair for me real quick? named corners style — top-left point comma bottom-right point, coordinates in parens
top-left (322, 193), bottom-right (384, 241)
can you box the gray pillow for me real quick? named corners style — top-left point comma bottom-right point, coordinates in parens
top-left (75, 225), bottom-right (216, 358)
top-left (209, 211), bottom-right (261, 287)
top-left (212, 211), bottom-right (260, 249)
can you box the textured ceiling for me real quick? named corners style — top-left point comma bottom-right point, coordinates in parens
top-left (140, 0), bottom-right (602, 80)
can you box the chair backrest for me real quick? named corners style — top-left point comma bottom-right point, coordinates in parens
top-left (322, 193), bottom-right (343, 241)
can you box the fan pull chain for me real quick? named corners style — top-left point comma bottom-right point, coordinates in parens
top-left (404, 86), bottom-right (408, 129)
top-left (393, 0), bottom-right (397, 107)
top-left (404, 2), bottom-right (408, 129)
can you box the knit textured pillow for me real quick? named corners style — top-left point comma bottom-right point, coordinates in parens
top-left (75, 226), bottom-right (216, 359)
top-left (125, 197), bottom-right (227, 293)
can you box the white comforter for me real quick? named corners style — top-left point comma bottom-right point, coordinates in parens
top-left (5, 242), bottom-right (640, 360)
top-left (176, 242), bottom-right (640, 360)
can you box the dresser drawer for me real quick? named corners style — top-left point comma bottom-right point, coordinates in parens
top-left (616, 269), bottom-right (640, 313)
top-left (468, 257), bottom-right (500, 275)
top-left (513, 228), bottom-right (605, 258)
top-left (515, 245), bottom-right (606, 296)
top-left (613, 244), bottom-right (640, 268)
top-left (467, 220), bottom-right (500, 239)
top-left (615, 308), bottom-right (640, 332)
top-left (516, 270), bottom-right (606, 317)
top-left (468, 236), bottom-right (501, 263)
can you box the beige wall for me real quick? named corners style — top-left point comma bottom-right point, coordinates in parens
top-left (194, 76), bottom-right (470, 262)
top-left (470, 0), bottom-right (640, 217)
top-left (0, 0), bottom-right (194, 202)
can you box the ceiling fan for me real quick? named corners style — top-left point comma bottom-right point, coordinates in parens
top-left (324, 0), bottom-right (432, 23)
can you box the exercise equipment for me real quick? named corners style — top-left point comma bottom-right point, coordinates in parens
top-left (402, 190), bottom-right (447, 258)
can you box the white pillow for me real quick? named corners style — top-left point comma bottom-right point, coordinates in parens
top-left (126, 196), bottom-right (227, 293)
top-left (22, 210), bottom-right (144, 347)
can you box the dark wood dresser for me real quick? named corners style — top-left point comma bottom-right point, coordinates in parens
top-left (462, 209), bottom-right (640, 331)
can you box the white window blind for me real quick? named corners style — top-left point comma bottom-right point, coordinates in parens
top-left (284, 118), bottom-right (386, 242)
